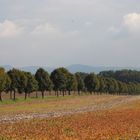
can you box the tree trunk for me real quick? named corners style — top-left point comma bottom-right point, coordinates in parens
top-left (56, 91), bottom-right (59, 97)
top-left (62, 90), bottom-right (65, 97)
top-left (36, 91), bottom-right (38, 98)
top-left (10, 91), bottom-right (12, 99)
top-left (78, 90), bottom-right (80, 95)
top-left (42, 91), bottom-right (44, 99)
top-left (0, 92), bottom-right (2, 101)
top-left (25, 92), bottom-right (27, 100)
top-left (68, 90), bottom-right (71, 95)
top-left (13, 91), bottom-right (16, 101)
top-left (28, 93), bottom-right (30, 98)
top-left (49, 91), bottom-right (51, 96)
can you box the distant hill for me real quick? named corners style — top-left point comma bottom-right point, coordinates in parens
top-left (67, 64), bottom-right (107, 73)
top-left (1, 64), bottom-right (140, 74)
top-left (20, 66), bottom-right (54, 74)
top-left (66, 64), bottom-right (140, 74)
top-left (0, 65), bottom-right (54, 74)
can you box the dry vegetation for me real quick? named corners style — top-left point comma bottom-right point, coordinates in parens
top-left (0, 95), bottom-right (140, 140)
top-left (0, 94), bottom-right (125, 115)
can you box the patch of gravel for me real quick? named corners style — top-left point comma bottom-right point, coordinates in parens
top-left (0, 96), bottom-right (140, 124)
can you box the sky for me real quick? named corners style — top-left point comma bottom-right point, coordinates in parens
top-left (0, 0), bottom-right (140, 67)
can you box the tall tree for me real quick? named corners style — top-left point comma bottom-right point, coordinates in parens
top-left (98, 76), bottom-right (106, 94)
top-left (51, 68), bottom-right (69, 96)
top-left (75, 72), bottom-right (84, 95)
top-left (24, 72), bottom-right (38, 100)
top-left (4, 74), bottom-right (12, 99)
top-left (7, 69), bottom-right (28, 100)
top-left (7, 69), bottom-right (20, 100)
top-left (0, 68), bottom-right (6, 101)
top-left (66, 73), bottom-right (77, 95)
top-left (84, 73), bottom-right (100, 94)
top-left (35, 68), bottom-right (53, 99)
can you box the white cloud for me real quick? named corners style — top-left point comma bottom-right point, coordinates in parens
top-left (123, 13), bottom-right (140, 32)
top-left (31, 23), bottom-right (64, 41)
top-left (0, 20), bottom-right (24, 38)
top-left (108, 26), bottom-right (120, 34)
top-left (32, 23), bottom-right (58, 35)
top-left (31, 22), bottom-right (80, 40)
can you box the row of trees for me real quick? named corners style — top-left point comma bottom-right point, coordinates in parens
top-left (99, 70), bottom-right (140, 83)
top-left (85, 73), bottom-right (140, 95)
top-left (0, 67), bottom-right (140, 101)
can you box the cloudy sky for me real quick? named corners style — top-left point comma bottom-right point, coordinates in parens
top-left (0, 0), bottom-right (140, 67)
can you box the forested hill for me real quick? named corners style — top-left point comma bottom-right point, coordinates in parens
top-left (99, 70), bottom-right (140, 83)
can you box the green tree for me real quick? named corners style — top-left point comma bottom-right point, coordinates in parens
top-left (66, 73), bottom-right (77, 95)
top-left (0, 68), bottom-right (6, 101)
top-left (75, 72), bottom-right (84, 95)
top-left (51, 68), bottom-right (69, 96)
top-left (111, 79), bottom-right (119, 94)
top-left (24, 72), bottom-right (38, 100)
top-left (35, 68), bottom-right (53, 99)
top-left (4, 74), bottom-right (12, 99)
top-left (7, 69), bottom-right (20, 100)
top-left (7, 69), bottom-right (28, 100)
top-left (18, 71), bottom-right (28, 95)
top-left (103, 78), bottom-right (120, 94)
top-left (98, 76), bottom-right (106, 94)
top-left (84, 73), bottom-right (100, 94)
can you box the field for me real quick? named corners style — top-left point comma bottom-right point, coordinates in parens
top-left (0, 94), bottom-right (140, 139)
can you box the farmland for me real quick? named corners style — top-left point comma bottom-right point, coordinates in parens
top-left (0, 95), bottom-right (140, 139)
top-left (1, 0), bottom-right (140, 139)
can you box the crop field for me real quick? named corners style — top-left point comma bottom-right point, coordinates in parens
top-left (0, 95), bottom-right (140, 140)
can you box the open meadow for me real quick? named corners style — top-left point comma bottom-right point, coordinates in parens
top-left (0, 94), bottom-right (140, 140)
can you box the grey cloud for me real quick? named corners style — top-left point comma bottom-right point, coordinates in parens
top-left (0, 0), bottom-right (140, 67)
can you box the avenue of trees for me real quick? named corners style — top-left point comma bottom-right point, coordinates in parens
top-left (0, 67), bottom-right (140, 101)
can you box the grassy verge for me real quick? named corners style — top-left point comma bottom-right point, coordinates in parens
top-left (0, 95), bottom-right (77, 105)
top-left (0, 94), bottom-right (123, 115)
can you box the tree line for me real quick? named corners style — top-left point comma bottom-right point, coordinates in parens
top-left (99, 70), bottom-right (140, 83)
top-left (0, 67), bottom-right (140, 101)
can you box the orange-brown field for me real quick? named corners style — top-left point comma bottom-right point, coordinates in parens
top-left (0, 95), bottom-right (140, 140)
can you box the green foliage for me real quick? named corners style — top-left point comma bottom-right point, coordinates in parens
top-left (7, 69), bottom-right (21, 93)
top-left (84, 73), bottom-right (99, 93)
top-left (0, 67), bottom-right (139, 102)
top-left (51, 68), bottom-right (69, 91)
top-left (98, 76), bottom-right (106, 93)
top-left (66, 73), bottom-right (77, 93)
top-left (105, 78), bottom-right (119, 94)
top-left (75, 72), bottom-right (84, 93)
top-left (99, 70), bottom-right (140, 83)
top-left (24, 72), bottom-right (38, 93)
top-left (0, 68), bottom-right (7, 101)
top-left (4, 74), bottom-right (11, 93)
top-left (35, 68), bottom-right (53, 97)
top-left (0, 68), bottom-right (6, 93)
